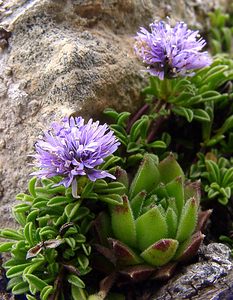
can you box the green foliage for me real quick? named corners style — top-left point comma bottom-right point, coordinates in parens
top-left (0, 176), bottom-right (101, 299)
top-left (104, 108), bottom-right (168, 162)
top-left (105, 55), bottom-right (233, 169)
top-left (95, 154), bottom-right (201, 271)
top-left (208, 9), bottom-right (233, 55)
top-left (2, 9), bottom-right (233, 299)
top-left (190, 152), bottom-right (233, 205)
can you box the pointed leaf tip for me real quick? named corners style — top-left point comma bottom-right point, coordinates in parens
top-left (176, 197), bottom-right (198, 243)
top-left (108, 238), bottom-right (143, 266)
top-left (175, 231), bottom-right (205, 262)
top-left (111, 195), bottom-right (136, 248)
top-left (135, 206), bottom-right (168, 251)
top-left (129, 153), bottom-right (160, 198)
top-left (141, 239), bottom-right (178, 266)
top-left (158, 153), bottom-right (184, 184)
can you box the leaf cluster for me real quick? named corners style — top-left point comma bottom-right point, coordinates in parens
top-left (104, 108), bottom-right (168, 164)
top-left (208, 9), bottom-right (233, 55)
top-left (0, 177), bottom-right (94, 300)
top-left (94, 154), bottom-right (202, 274)
top-left (190, 152), bottom-right (233, 205)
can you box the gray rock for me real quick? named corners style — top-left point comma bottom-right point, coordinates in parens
top-left (0, 0), bottom-right (230, 227)
top-left (152, 243), bottom-right (233, 300)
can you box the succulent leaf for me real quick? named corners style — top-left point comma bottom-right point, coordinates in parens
top-left (93, 212), bottom-right (113, 247)
top-left (115, 167), bottom-right (129, 190)
top-left (108, 238), bottom-right (143, 266)
top-left (141, 239), bottom-right (178, 266)
top-left (184, 181), bottom-right (201, 204)
top-left (130, 191), bottom-right (147, 219)
top-left (135, 206), bottom-right (168, 251)
top-left (152, 183), bottom-right (168, 199)
top-left (165, 207), bottom-right (178, 238)
top-left (176, 197), bottom-right (198, 243)
top-left (165, 176), bottom-right (184, 217)
top-left (158, 154), bottom-right (184, 184)
top-left (129, 153), bottom-right (160, 198)
top-left (174, 231), bottom-right (205, 261)
top-left (110, 196), bottom-right (136, 248)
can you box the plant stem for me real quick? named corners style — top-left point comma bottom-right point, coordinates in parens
top-left (127, 103), bottom-right (150, 133)
top-left (147, 102), bottom-right (171, 143)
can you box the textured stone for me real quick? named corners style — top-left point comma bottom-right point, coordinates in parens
top-left (152, 243), bottom-right (233, 300)
top-left (0, 0), bottom-right (230, 227)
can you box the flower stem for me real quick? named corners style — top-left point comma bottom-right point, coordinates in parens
top-left (127, 103), bottom-right (150, 133)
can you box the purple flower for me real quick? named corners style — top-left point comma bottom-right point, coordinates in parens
top-left (134, 20), bottom-right (212, 80)
top-left (32, 117), bottom-right (120, 197)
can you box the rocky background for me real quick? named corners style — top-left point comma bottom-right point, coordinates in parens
top-left (0, 0), bottom-right (230, 228)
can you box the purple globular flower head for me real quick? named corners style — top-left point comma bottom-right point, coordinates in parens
top-left (134, 19), bottom-right (212, 80)
top-left (32, 116), bottom-right (120, 197)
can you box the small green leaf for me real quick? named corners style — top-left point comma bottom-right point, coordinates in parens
top-left (165, 176), bottom-right (184, 217)
top-left (172, 107), bottom-right (194, 122)
top-left (26, 210), bottom-right (39, 222)
top-left (0, 242), bottom-right (14, 252)
top-left (12, 281), bottom-right (29, 295)
top-left (129, 153), bottom-right (160, 198)
top-left (97, 182), bottom-right (127, 195)
top-left (65, 237), bottom-right (76, 249)
top-left (28, 177), bottom-right (37, 198)
top-left (13, 211), bottom-right (27, 227)
top-left (0, 228), bottom-right (24, 240)
top-left (222, 27), bottom-right (232, 52)
top-left (104, 108), bottom-right (119, 120)
top-left (147, 140), bottom-right (167, 149)
top-left (47, 196), bottom-right (73, 206)
top-left (193, 109), bottom-right (211, 122)
top-left (6, 263), bottom-right (32, 278)
top-left (16, 193), bottom-right (34, 202)
top-left (110, 125), bottom-right (128, 146)
top-left (40, 285), bottom-right (54, 300)
top-left (217, 115), bottom-right (233, 135)
top-left (13, 203), bottom-right (31, 213)
top-left (135, 206), bottom-right (168, 251)
top-left (109, 238), bottom-right (143, 266)
top-left (111, 195), bottom-right (137, 248)
top-left (117, 112), bottom-right (131, 127)
top-left (24, 222), bottom-right (35, 246)
top-left (129, 117), bottom-right (149, 142)
top-left (222, 168), bottom-right (233, 187)
top-left (158, 153), bottom-right (184, 184)
top-left (98, 194), bottom-right (123, 205)
top-left (72, 285), bottom-right (88, 300)
top-left (184, 181), bottom-right (201, 204)
top-left (68, 274), bottom-right (85, 289)
top-left (220, 187), bottom-right (231, 198)
top-left (130, 191), bottom-right (147, 219)
top-left (26, 295), bottom-right (37, 300)
top-left (78, 255), bottom-right (89, 269)
top-left (141, 239), bottom-right (178, 266)
top-left (115, 167), bottom-right (129, 190)
top-left (65, 202), bottom-right (83, 220)
top-left (176, 198), bottom-right (198, 243)
top-left (205, 160), bottom-right (220, 183)
top-left (165, 208), bottom-right (178, 238)
top-left (24, 274), bottom-right (48, 292)
top-left (218, 196), bottom-right (229, 205)
top-left (127, 142), bottom-right (142, 153)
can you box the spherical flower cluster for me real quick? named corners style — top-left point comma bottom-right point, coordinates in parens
top-left (134, 20), bottom-right (212, 80)
top-left (32, 117), bottom-right (120, 196)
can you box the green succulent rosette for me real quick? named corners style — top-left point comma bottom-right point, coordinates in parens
top-left (93, 153), bottom-right (207, 276)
